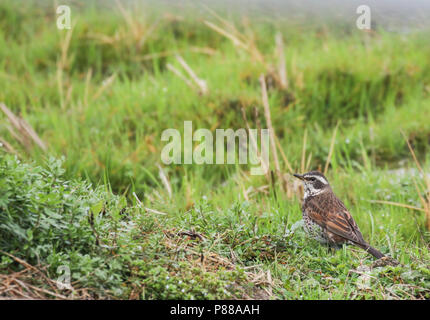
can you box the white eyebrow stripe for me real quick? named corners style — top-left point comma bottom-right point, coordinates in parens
top-left (315, 176), bottom-right (328, 184)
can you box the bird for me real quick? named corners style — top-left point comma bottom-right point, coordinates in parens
top-left (293, 171), bottom-right (384, 259)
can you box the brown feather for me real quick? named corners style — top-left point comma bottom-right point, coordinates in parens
top-left (296, 170), bottom-right (385, 259)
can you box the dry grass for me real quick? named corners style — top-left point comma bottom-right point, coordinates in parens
top-left (0, 103), bottom-right (47, 154)
top-left (167, 55), bottom-right (208, 95)
top-left (161, 229), bottom-right (275, 299)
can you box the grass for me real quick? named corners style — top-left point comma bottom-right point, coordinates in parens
top-left (0, 0), bottom-right (429, 299)
top-left (1, 154), bottom-right (429, 299)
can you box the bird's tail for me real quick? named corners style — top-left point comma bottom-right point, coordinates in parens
top-left (357, 243), bottom-right (385, 259)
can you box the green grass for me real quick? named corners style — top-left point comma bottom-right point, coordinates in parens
top-left (0, 0), bottom-right (429, 299)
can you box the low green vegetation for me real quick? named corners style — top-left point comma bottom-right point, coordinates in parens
top-left (0, 0), bottom-right (429, 299)
top-left (0, 154), bottom-right (429, 299)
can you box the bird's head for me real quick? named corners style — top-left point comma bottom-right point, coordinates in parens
top-left (293, 171), bottom-right (331, 198)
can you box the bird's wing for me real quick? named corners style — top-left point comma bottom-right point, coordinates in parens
top-left (305, 194), bottom-right (366, 245)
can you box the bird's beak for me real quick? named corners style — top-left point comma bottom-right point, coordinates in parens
top-left (293, 173), bottom-right (304, 180)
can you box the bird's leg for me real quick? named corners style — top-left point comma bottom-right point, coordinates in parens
top-left (327, 243), bottom-right (343, 255)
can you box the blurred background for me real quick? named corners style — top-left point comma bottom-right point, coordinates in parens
top-left (1, 0), bottom-right (430, 193)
